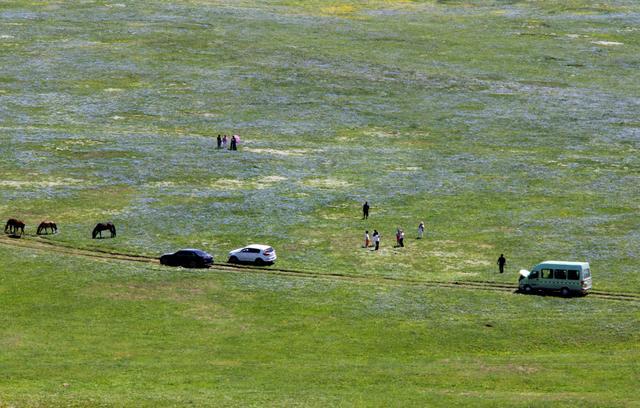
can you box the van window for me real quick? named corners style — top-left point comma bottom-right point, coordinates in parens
top-left (568, 270), bottom-right (579, 280)
top-left (541, 269), bottom-right (553, 279)
top-left (583, 269), bottom-right (591, 278)
top-left (554, 269), bottom-right (567, 280)
top-left (529, 271), bottom-right (539, 279)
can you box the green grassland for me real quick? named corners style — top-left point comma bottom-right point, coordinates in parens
top-left (1, 247), bottom-right (639, 406)
top-left (1, 0), bottom-right (639, 288)
top-left (1, 0), bottom-right (639, 405)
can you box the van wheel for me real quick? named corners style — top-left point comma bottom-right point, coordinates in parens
top-left (560, 287), bottom-right (571, 297)
top-left (522, 285), bottom-right (532, 294)
top-left (228, 256), bottom-right (238, 264)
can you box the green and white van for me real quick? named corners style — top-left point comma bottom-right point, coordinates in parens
top-left (519, 261), bottom-right (592, 296)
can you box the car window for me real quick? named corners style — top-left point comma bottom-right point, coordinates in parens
top-left (554, 269), bottom-right (567, 280)
top-left (249, 248), bottom-right (260, 253)
top-left (241, 248), bottom-right (250, 253)
top-left (568, 270), bottom-right (579, 280)
top-left (541, 269), bottom-right (553, 279)
top-left (583, 269), bottom-right (591, 278)
top-left (529, 271), bottom-right (539, 279)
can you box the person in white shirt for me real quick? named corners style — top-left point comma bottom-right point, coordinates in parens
top-left (417, 222), bottom-right (425, 239)
top-left (364, 230), bottom-right (370, 248)
top-left (373, 230), bottom-right (380, 251)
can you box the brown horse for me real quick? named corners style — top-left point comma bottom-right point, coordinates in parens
top-left (92, 222), bottom-right (116, 239)
top-left (4, 218), bottom-right (25, 236)
top-left (37, 221), bottom-right (58, 235)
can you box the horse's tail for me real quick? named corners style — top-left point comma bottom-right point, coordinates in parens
top-left (111, 224), bottom-right (117, 237)
top-left (92, 226), bottom-right (98, 239)
top-left (37, 223), bottom-right (42, 234)
top-left (4, 221), bottom-right (8, 233)
top-left (53, 223), bottom-right (57, 232)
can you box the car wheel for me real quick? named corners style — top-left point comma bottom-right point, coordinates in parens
top-left (228, 256), bottom-right (238, 264)
top-left (254, 258), bottom-right (265, 266)
top-left (560, 287), bottom-right (571, 297)
top-left (188, 261), bottom-right (198, 268)
top-left (522, 285), bottom-right (532, 294)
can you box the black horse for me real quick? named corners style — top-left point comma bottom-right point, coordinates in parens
top-left (92, 222), bottom-right (116, 239)
top-left (4, 218), bottom-right (25, 236)
top-left (37, 220), bottom-right (57, 235)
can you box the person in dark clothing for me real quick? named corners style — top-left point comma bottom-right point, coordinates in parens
top-left (497, 254), bottom-right (506, 273)
top-left (217, 135), bottom-right (222, 149)
top-left (230, 135), bottom-right (237, 151)
top-left (362, 201), bottom-right (370, 219)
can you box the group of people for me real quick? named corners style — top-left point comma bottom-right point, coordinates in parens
top-left (363, 230), bottom-right (381, 251)
top-left (362, 201), bottom-right (426, 251)
top-left (216, 134), bottom-right (239, 150)
top-left (362, 201), bottom-right (507, 273)
top-left (362, 222), bottom-right (424, 251)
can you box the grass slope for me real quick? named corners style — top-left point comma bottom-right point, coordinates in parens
top-left (1, 247), bottom-right (639, 406)
top-left (0, 0), bottom-right (639, 290)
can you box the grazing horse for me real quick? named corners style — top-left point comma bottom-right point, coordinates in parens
top-left (4, 218), bottom-right (25, 236)
top-left (37, 221), bottom-right (57, 235)
top-left (92, 222), bottom-right (116, 239)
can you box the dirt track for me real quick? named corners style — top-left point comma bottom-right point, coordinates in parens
top-left (1, 234), bottom-right (639, 303)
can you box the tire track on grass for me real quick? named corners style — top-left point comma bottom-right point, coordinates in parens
top-left (1, 235), bottom-right (639, 303)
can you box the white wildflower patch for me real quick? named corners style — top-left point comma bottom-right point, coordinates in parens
top-left (0, 178), bottom-right (83, 188)
top-left (243, 148), bottom-right (308, 157)
top-left (302, 178), bottom-right (352, 188)
top-left (591, 41), bottom-right (623, 46)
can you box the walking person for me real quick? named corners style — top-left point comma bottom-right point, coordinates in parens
top-left (417, 221), bottom-right (425, 239)
top-left (217, 134), bottom-right (222, 149)
top-left (362, 201), bottom-right (370, 219)
top-left (222, 135), bottom-right (228, 149)
top-left (364, 230), bottom-right (370, 248)
top-left (497, 254), bottom-right (506, 274)
top-left (399, 229), bottom-right (405, 247)
top-left (373, 230), bottom-right (380, 251)
top-left (395, 229), bottom-right (401, 247)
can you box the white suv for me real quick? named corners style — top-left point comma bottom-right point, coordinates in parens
top-left (228, 244), bottom-right (277, 265)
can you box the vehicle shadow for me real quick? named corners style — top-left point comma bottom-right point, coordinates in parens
top-left (516, 289), bottom-right (585, 299)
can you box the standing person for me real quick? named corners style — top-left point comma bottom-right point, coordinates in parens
top-left (362, 201), bottom-right (370, 219)
top-left (395, 229), bottom-right (401, 247)
top-left (364, 230), bottom-right (370, 248)
top-left (497, 254), bottom-right (506, 274)
top-left (417, 221), bottom-right (425, 239)
top-left (373, 230), bottom-right (380, 251)
top-left (222, 135), bottom-right (228, 149)
top-left (399, 229), bottom-right (405, 247)
top-left (217, 134), bottom-right (222, 149)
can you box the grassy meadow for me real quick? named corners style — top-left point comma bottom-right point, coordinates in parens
top-left (0, 0), bottom-right (639, 287)
top-left (1, 0), bottom-right (639, 405)
top-left (1, 247), bottom-right (639, 406)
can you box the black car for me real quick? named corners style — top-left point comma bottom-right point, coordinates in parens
top-left (159, 249), bottom-right (214, 268)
